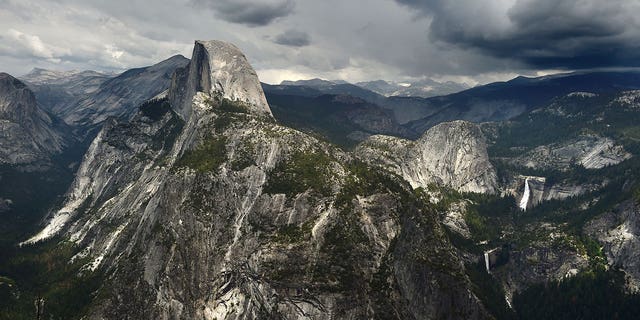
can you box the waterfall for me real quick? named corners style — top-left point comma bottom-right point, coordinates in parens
top-left (519, 178), bottom-right (530, 211)
top-left (484, 251), bottom-right (490, 273)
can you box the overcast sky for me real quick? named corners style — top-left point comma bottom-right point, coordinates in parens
top-left (1, 0), bottom-right (639, 85)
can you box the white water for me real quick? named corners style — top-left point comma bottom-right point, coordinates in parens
top-left (519, 178), bottom-right (530, 211)
top-left (484, 251), bottom-right (490, 273)
top-left (505, 295), bottom-right (513, 309)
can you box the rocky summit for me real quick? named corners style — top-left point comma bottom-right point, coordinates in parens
top-left (169, 40), bottom-right (272, 122)
top-left (356, 120), bottom-right (498, 194)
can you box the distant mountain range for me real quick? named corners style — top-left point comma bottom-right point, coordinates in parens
top-left (280, 77), bottom-right (470, 98)
top-left (263, 71), bottom-right (640, 146)
top-left (20, 55), bottom-right (189, 134)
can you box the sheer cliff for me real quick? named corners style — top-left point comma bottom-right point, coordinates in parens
top-left (0, 73), bottom-right (70, 167)
top-left (58, 55), bottom-right (189, 131)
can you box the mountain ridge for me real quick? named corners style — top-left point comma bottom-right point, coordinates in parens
top-left (20, 40), bottom-right (490, 319)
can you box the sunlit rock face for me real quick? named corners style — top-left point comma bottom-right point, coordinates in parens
top-left (511, 134), bottom-right (631, 171)
top-left (586, 200), bottom-right (640, 290)
top-left (356, 120), bottom-right (498, 194)
top-left (505, 175), bottom-right (603, 210)
top-left (169, 40), bottom-right (272, 122)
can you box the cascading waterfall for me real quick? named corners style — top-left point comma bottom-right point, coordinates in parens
top-left (519, 178), bottom-right (530, 211)
top-left (484, 251), bottom-right (490, 273)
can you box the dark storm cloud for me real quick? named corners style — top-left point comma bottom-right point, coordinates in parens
top-left (395, 0), bottom-right (640, 69)
top-left (192, 0), bottom-right (295, 26)
top-left (273, 29), bottom-right (310, 47)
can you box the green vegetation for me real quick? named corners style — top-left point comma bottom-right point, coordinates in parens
top-left (150, 113), bottom-right (184, 152)
top-left (264, 150), bottom-right (333, 197)
top-left (213, 113), bottom-right (233, 131)
top-left (465, 193), bottom-right (516, 242)
top-left (313, 203), bottom-right (369, 293)
top-left (464, 207), bottom-right (491, 240)
top-left (514, 268), bottom-right (640, 320)
top-left (313, 161), bottom-right (411, 293)
top-left (519, 160), bottom-right (640, 234)
top-left (230, 141), bottom-right (256, 171)
top-left (337, 160), bottom-right (407, 205)
top-left (0, 241), bottom-right (103, 320)
top-left (369, 249), bottom-right (399, 318)
top-left (204, 96), bottom-right (259, 132)
top-left (273, 221), bottom-right (314, 244)
top-left (466, 260), bottom-right (516, 320)
top-left (0, 164), bottom-right (75, 264)
top-left (417, 184), bottom-right (514, 243)
top-left (139, 97), bottom-right (171, 121)
top-left (175, 136), bottom-right (227, 173)
top-left (0, 123), bottom-right (97, 319)
top-left (486, 93), bottom-right (640, 158)
top-left (634, 186), bottom-right (640, 204)
top-left (218, 98), bottom-right (250, 113)
top-left (204, 96), bottom-right (250, 114)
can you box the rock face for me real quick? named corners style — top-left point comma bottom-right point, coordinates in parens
top-left (505, 175), bottom-right (605, 210)
top-left (20, 68), bottom-right (113, 115)
top-left (169, 40), bottom-right (272, 122)
top-left (0, 73), bottom-right (69, 167)
top-left (494, 237), bottom-right (589, 303)
top-left (356, 120), bottom-right (498, 194)
top-left (585, 200), bottom-right (640, 289)
top-left (25, 40), bottom-right (488, 319)
top-left (511, 135), bottom-right (631, 171)
top-left (60, 55), bottom-right (189, 130)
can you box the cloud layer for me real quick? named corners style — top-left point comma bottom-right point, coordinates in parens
top-left (192, 0), bottom-right (295, 26)
top-left (273, 29), bottom-right (310, 47)
top-left (0, 0), bottom-right (638, 85)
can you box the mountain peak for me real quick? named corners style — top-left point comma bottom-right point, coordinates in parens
top-left (0, 72), bottom-right (28, 90)
top-left (169, 40), bottom-right (272, 120)
top-left (147, 54), bottom-right (189, 71)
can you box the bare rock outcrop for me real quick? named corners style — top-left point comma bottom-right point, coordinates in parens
top-left (356, 120), bottom-right (498, 194)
